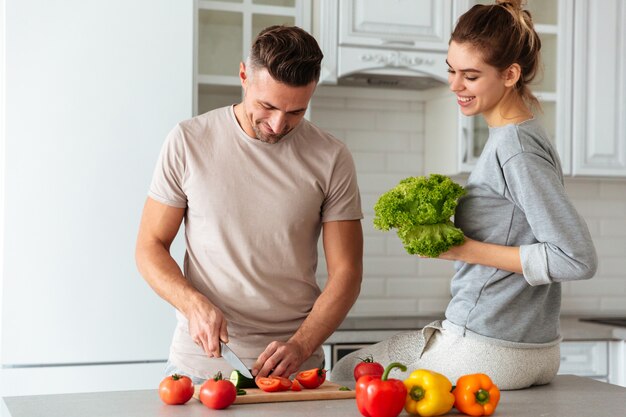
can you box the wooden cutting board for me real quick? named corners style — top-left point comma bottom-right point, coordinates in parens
top-left (193, 381), bottom-right (355, 404)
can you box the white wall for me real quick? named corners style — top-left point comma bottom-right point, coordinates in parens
top-left (311, 85), bottom-right (626, 318)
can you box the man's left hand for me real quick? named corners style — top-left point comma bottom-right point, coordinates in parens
top-left (251, 340), bottom-right (310, 378)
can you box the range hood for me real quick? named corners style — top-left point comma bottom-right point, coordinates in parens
top-left (337, 71), bottom-right (446, 90)
top-left (334, 46), bottom-right (448, 91)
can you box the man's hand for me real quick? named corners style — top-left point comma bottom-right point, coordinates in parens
top-left (252, 340), bottom-right (309, 378)
top-left (187, 298), bottom-right (229, 358)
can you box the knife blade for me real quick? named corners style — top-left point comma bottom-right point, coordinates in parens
top-left (220, 341), bottom-right (254, 379)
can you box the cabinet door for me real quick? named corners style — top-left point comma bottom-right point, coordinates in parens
top-left (339, 0), bottom-right (452, 51)
top-left (559, 341), bottom-right (608, 380)
top-left (572, 0), bottom-right (626, 176)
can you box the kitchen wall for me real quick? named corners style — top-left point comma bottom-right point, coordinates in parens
top-left (311, 85), bottom-right (626, 318)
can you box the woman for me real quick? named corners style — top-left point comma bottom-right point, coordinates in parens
top-left (331, 0), bottom-right (597, 390)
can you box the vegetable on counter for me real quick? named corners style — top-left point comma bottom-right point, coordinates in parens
top-left (158, 374), bottom-right (194, 405)
top-left (356, 362), bottom-right (408, 417)
top-left (354, 355), bottom-right (385, 381)
top-left (403, 369), bottom-right (455, 416)
top-left (296, 368), bottom-right (327, 389)
top-left (230, 369), bottom-right (256, 389)
top-left (256, 376), bottom-right (293, 392)
top-left (373, 174), bottom-right (466, 258)
top-left (453, 373), bottom-right (501, 416)
top-left (199, 371), bottom-right (237, 410)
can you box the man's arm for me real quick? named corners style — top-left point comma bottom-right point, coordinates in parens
top-left (135, 197), bottom-right (228, 357)
top-left (252, 219), bottom-right (363, 377)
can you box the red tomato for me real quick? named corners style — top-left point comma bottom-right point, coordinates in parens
top-left (256, 376), bottom-right (292, 392)
top-left (296, 368), bottom-right (326, 389)
top-left (272, 376), bottom-right (293, 391)
top-left (353, 356), bottom-right (384, 381)
top-left (158, 374), bottom-right (195, 405)
top-left (291, 379), bottom-right (302, 391)
top-left (199, 373), bottom-right (237, 410)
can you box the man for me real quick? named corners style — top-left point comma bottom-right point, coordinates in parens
top-left (135, 25), bottom-right (363, 382)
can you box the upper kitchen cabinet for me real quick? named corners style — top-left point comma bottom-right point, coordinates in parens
top-left (317, 0), bottom-right (455, 88)
top-left (195, 0), bottom-right (312, 115)
top-left (571, 0), bottom-right (626, 176)
top-left (425, 0), bottom-right (570, 175)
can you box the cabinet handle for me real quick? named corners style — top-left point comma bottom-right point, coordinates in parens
top-left (381, 40), bottom-right (415, 47)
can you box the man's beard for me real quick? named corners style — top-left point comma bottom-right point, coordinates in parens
top-left (252, 122), bottom-right (288, 144)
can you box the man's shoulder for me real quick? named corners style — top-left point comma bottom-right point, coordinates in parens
top-left (172, 106), bottom-right (233, 144)
top-left (296, 119), bottom-right (347, 150)
top-left (179, 105), bottom-right (231, 129)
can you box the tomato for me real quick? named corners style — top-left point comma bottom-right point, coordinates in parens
top-left (199, 372), bottom-right (237, 410)
top-left (353, 356), bottom-right (384, 381)
top-left (272, 376), bottom-right (293, 391)
top-left (291, 379), bottom-right (302, 391)
top-left (296, 368), bottom-right (326, 389)
top-left (256, 376), bottom-right (292, 392)
top-left (158, 374), bottom-right (195, 405)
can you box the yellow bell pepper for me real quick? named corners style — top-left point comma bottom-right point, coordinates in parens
top-left (403, 369), bottom-right (455, 416)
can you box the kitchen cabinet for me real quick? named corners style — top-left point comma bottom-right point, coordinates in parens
top-left (570, 0), bottom-right (626, 176)
top-left (317, 0), bottom-right (455, 87)
top-left (195, 0), bottom-right (311, 115)
top-left (425, 0), bottom-right (570, 175)
top-left (559, 340), bottom-right (626, 386)
top-left (609, 340), bottom-right (626, 387)
top-left (558, 341), bottom-right (609, 382)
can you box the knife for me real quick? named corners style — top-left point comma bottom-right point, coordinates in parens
top-left (220, 341), bottom-right (254, 379)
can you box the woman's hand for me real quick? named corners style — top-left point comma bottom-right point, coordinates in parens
top-left (431, 236), bottom-right (523, 274)
top-left (436, 236), bottom-right (475, 261)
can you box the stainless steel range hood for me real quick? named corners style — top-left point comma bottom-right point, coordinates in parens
top-left (337, 71), bottom-right (446, 90)
top-left (335, 46), bottom-right (448, 91)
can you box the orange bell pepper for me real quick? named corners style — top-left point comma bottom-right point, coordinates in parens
top-left (452, 373), bottom-right (500, 416)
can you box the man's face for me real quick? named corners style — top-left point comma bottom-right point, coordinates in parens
top-left (239, 64), bottom-right (317, 144)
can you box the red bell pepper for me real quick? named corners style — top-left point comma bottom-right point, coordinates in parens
top-left (356, 362), bottom-right (408, 417)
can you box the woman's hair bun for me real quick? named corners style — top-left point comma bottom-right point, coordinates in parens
top-left (495, 0), bottom-right (524, 11)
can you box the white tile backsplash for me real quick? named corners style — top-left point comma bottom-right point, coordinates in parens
top-left (311, 85), bottom-right (626, 317)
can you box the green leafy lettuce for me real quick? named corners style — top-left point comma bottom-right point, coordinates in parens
top-left (373, 174), bottom-right (466, 258)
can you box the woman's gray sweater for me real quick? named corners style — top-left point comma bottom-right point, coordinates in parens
top-left (447, 118), bottom-right (597, 344)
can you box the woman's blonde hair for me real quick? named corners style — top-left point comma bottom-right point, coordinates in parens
top-left (451, 0), bottom-right (542, 110)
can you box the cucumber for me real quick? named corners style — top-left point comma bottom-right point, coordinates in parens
top-left (230, 370), bottom-right (256, 389)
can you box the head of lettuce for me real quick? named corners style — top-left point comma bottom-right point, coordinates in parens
top-left (373, 174), bottom-right (466, 258)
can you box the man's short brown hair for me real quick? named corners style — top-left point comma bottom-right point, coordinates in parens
top-left (248, 25), bottom-right (323, 86)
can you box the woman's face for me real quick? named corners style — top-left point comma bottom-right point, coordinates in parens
top-left (446, 41), bottom-right (509, 125)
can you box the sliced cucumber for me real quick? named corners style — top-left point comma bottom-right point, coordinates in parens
top-left (230, 370), bottom-right (256, 389)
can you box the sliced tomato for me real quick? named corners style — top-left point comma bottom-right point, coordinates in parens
top-left (256, 376), bottom-right (292, 392)
top-left (296, 368), bottom-right (326, 389)
top-left (291, 379), bottom-right (302, 391)
top-left (256, 377), bottom-right (283, 392)
top-left (272, 376), bottom-right (293, 391)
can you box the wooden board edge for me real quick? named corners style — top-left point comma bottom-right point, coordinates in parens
top-left (234, 390), bottom-right (355, 404)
